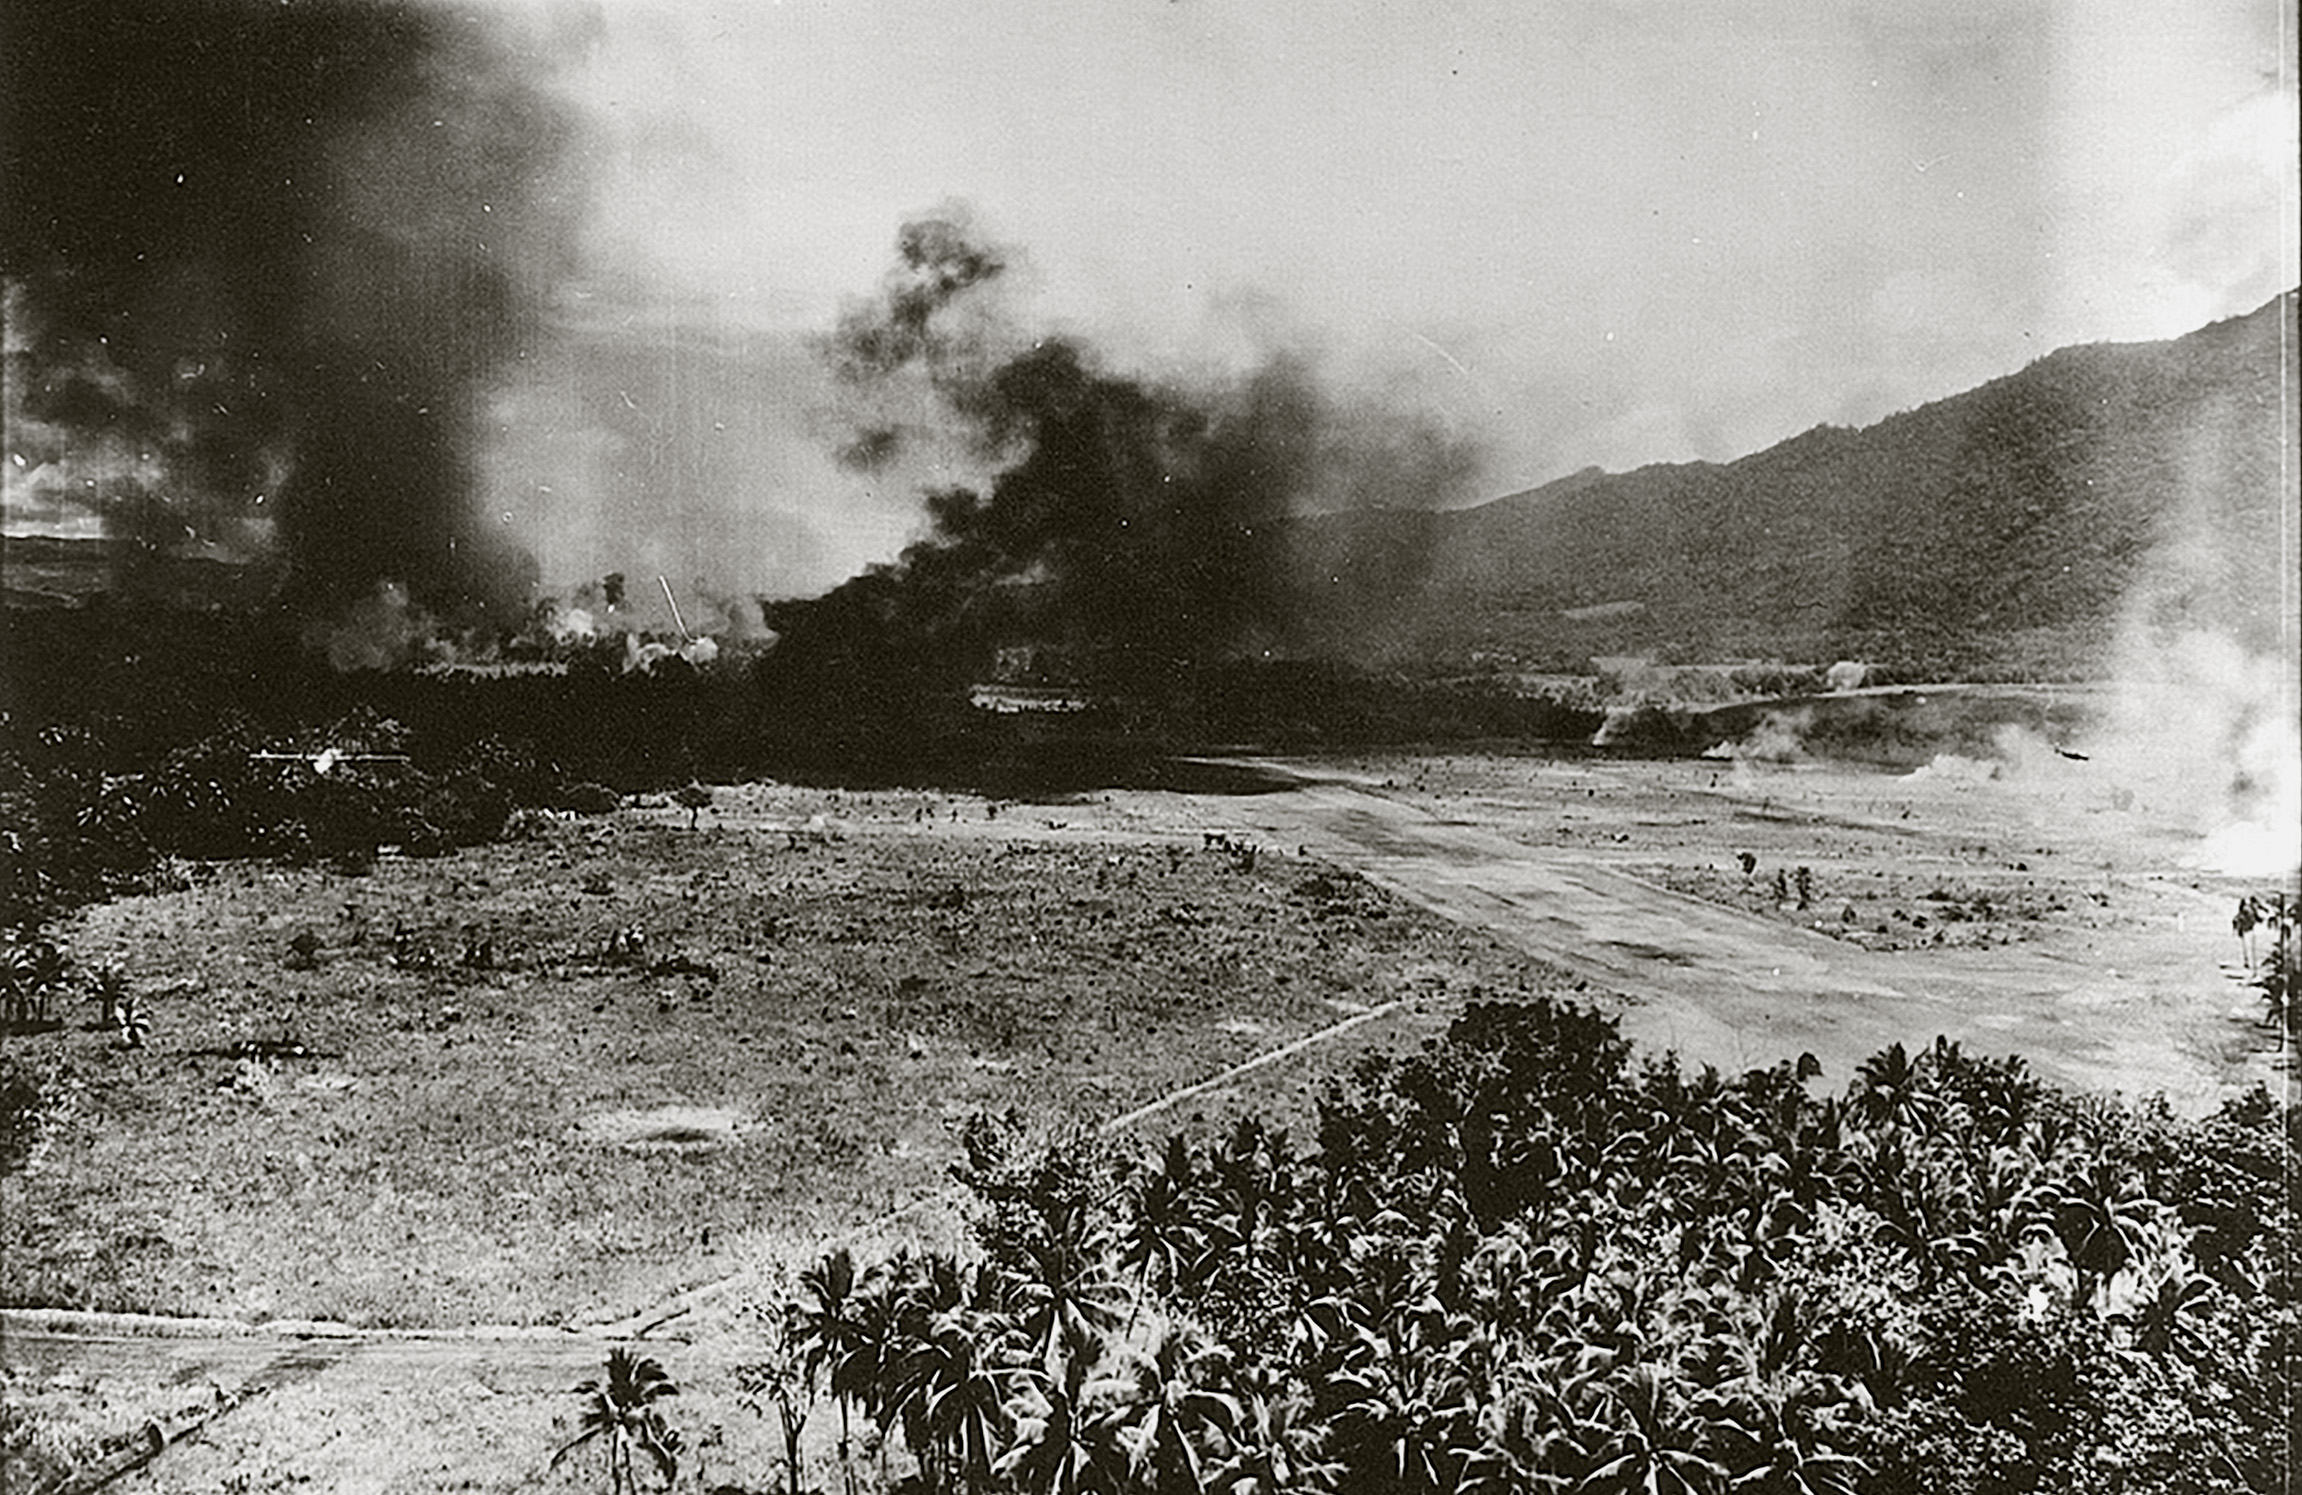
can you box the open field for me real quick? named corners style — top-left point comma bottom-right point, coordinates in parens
top-left (4, 735), bottom-right (2291, 1493)
top-left (5, 781), bottom-right (1556, 1330)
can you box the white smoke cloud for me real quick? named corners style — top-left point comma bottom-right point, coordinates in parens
top-left (543, 603), bottom-right (597, 642)
top-left (2048, 3), bottom-right (2298, 339)
top-left (2087, 628), bottom-right (2301, 878)
top-left (1703, 708), bottom-right (1814, 766)
top-left (1824, 660), bottom-right (1869, 693)
top-left (1900, 752), bottom-right (2001, 786)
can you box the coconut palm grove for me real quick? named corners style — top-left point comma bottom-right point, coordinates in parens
top-left (685, 995), bottom-right (2295, 1495)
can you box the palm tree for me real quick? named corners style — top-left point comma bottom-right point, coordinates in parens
top-left (1088, 1331), bottom-right (1234, 1495)
top-left (552, 1347), bottom-right (682, 1495)
top-left (1517, 1347), bottom-right (1633, 1484)
top-left (2232, 894), bottom-right (2263, 967)
top-left (1212, 1119), bottom-right (1281, 1273)
top-left (1010, 1200), bottom-right (1126, 1384)
top-left (1850, 1043), bottom-right (1937, 1136)
top-left (737, 1323), bottom-right (815, 1495)
top-left (903, 1318), bottom-right (1016, 1495)
top-left (2111, 1260), bottom-right (2216, 1367)
top-left (1708, 1389), bottom-right (1864, 1495)
top-left (874, 1252), bottom-right (1000, 1491)
top-left (1932, 1045), bottom-right (2040, 1147)
top-left (1867, 1153), bottom-right (1976, 1288)
top-left (999, 1369), bottom-right (1097, 1495)
top-left (1453, 1382), bottom-right (1556, 1495)
top-left (1454, 1227), bottom-right (1542, 1338)
top-left (2, 935), bottom-right (68, 1029)
top-left (845, 1256), bottom-right (914, 1455)
top-left (2045, 1157), bottom-right (2157, 1312)
top-left (1746, 1288), bottom-right (1817, 1388)
top-left (2018, 1103), bottom-right (2090, 1169)
top-left (1290, 1291), bottom-right (1382, 1384)
top-left (795, 1246), bottom-right (871, 1482)
top-left (1320, 1313), bottom-right (1483, 1494)
top-left (1581, 1365), bottom-right (1727, 1495)
top-left (2248, 892), bottom-right (2298, 1034)
top-left (113, 992), bottom-right (151, 1050)
top-left (90, 963), bottom-right (130, 1029)
top-left (1199, 1365), bottom-right (1339, 1495)
top-left (1120, 1137), bottom-right (1214, 1332)
top-left (1962, 1146), bottom-right (2048, 1278)
top-left (1763, 1120), bottom-right (1854, 1241)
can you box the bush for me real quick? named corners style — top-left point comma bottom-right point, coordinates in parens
top-left (401, 769), bottom-right (514, 855)
top-left (1, 1050), bottom-right (63, 1175)
top-left (1728, 662), bottom-right (1829, 697)
top-left (555, 781), bottom-right (623, 815)
top-left (1, 933), bottom-right (71, 1030)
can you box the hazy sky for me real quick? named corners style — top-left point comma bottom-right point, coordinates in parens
top-left (494, 0), bottom-right (2296, 596)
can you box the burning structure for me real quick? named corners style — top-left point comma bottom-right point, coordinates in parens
top-left (4, 6), bottom-right (2285, 823)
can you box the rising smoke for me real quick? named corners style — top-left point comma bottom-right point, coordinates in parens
top-left (787, 209), bottom-right (1487, 695)
top-left (2089, 625), bottom-right (2302, 879)
top-left (2089, 297), bottom-right (2301, 879)
top-left (1, 0), bottom-right (593, 637)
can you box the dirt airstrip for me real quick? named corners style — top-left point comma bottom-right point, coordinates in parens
top-left (1221, 750), bottom-right (2287, 1108)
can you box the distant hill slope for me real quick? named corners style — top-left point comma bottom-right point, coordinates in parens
top-left (1295, 291), bottom-right (2296, 676)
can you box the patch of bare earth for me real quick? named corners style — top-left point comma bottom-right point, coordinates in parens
top-left (3, 783), bottom-right (1570, 1331)
top-left (5, 749), bottom-right (2288, 1495)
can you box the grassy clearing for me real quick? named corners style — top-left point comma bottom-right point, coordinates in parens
top-left (0, 1366), bottom-right (222, 1493)
top-left (2, 786), bottom-right (1566, 1329)
top-left (17, 1349), bottom-right (790, 1495)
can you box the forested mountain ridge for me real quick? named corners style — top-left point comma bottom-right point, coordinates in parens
top-left (1296, 290), bottom-right (2296, 676)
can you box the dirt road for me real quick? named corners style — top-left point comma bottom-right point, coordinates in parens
top-left (0, 1309), bottom-right (774, 1495)
top-left (0, 1315), bottom-right (638, 1390)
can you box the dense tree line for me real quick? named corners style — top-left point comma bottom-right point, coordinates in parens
top-left (717, 1000), bottom-right (2292, 1495)
top-left (1, 602), bottom-right (1617, 929)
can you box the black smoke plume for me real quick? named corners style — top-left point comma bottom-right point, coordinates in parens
top-left (829, 212), bottom-right (1007, 388)
top-left (781, 211), bottom-right (1483, 704)
top-left (1, 0), bottom-right (590, 634)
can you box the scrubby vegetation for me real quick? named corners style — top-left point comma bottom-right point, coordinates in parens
top-left (0, 1048), bottom-right (64, 1176)
top-left (0, 704), bottom-right (577, 929)
top-left (0, 598), bottom-right (1615, 936)
top-left (2235, 892), bottom-right (2298, 1037)
top-left (673, 999), bottom-right (2296, 1495)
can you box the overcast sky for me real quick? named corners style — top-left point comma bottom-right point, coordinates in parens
top-left (496, 0), bottom-right (2296, 596)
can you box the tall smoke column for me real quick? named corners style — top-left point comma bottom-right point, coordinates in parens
top-left (797, 209), bottom-right (1483, 693)
top-left (0, 0), bottom-right (592, 635)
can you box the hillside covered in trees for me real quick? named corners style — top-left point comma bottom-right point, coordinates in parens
top-left (1296, 291), bottom-right (2296, 677)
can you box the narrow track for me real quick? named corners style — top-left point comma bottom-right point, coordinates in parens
top-left (2, 938), bottom-right (1437, 1456)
